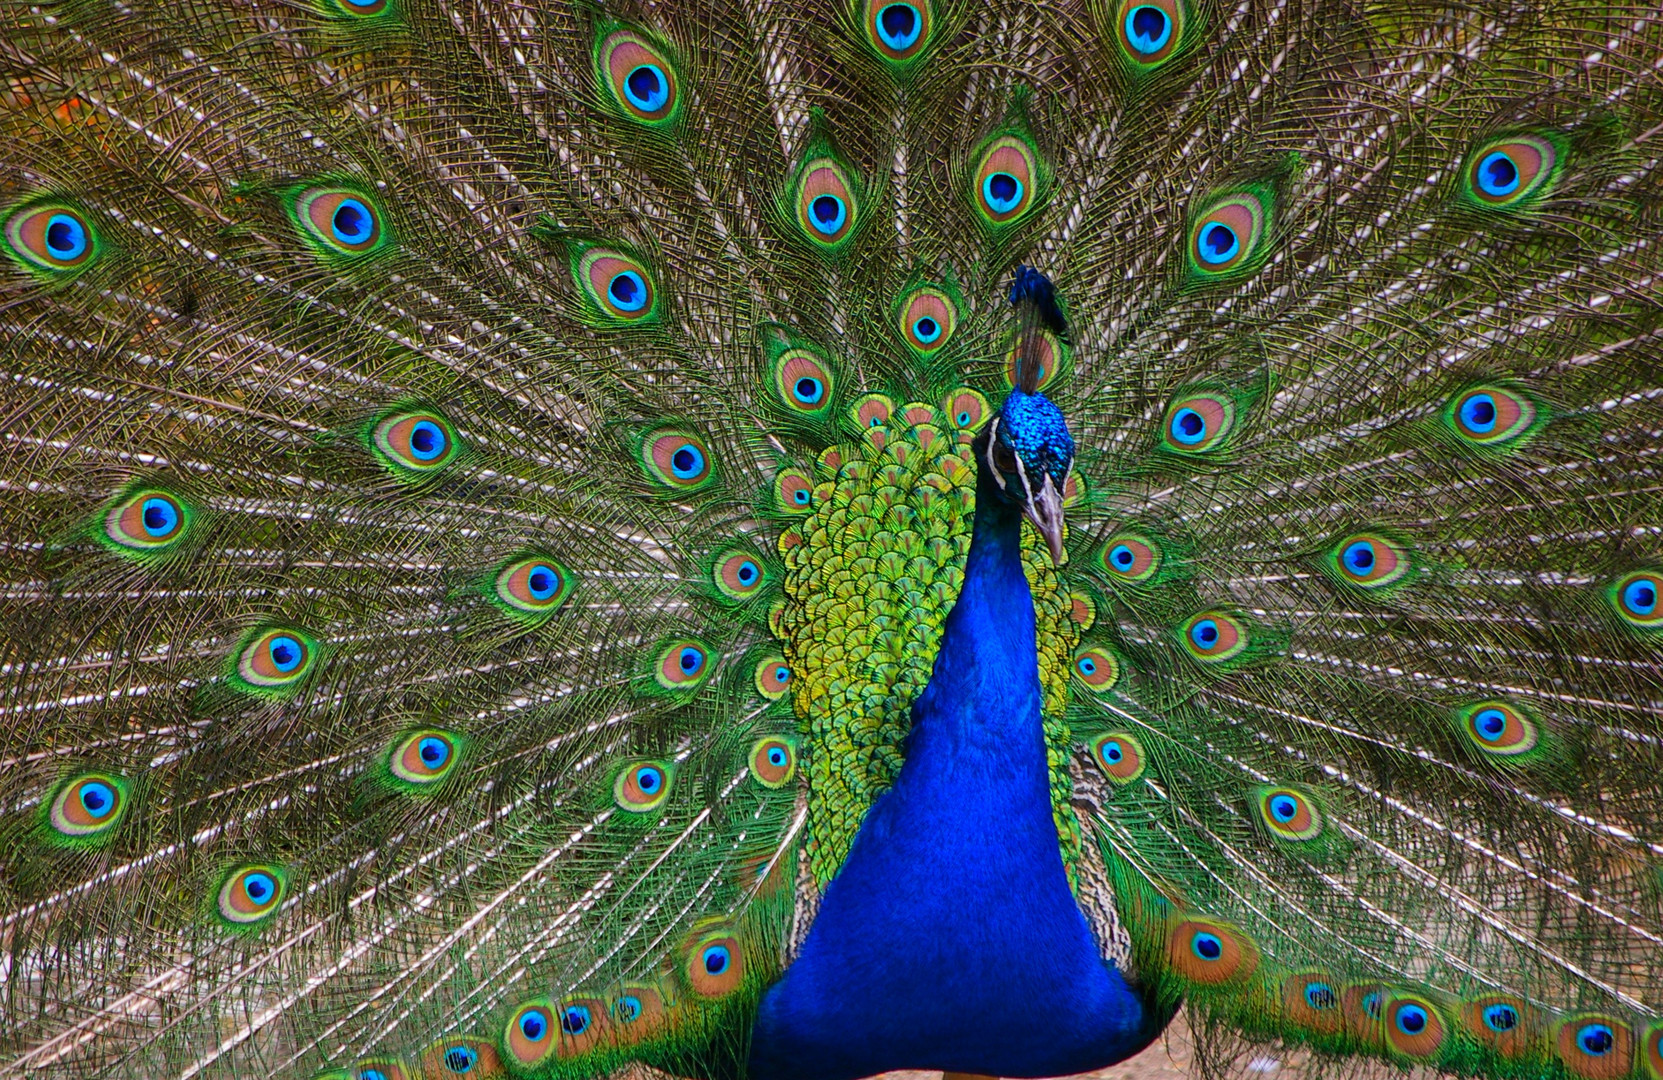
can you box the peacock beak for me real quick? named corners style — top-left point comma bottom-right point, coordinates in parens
top-left (1024, 474), bottom-right (1066, 567)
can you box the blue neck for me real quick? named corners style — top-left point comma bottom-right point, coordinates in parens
top-left (750, 455), bottom-right (1160, 1080)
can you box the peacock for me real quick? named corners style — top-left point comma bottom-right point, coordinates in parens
top-left (2, 0), bottom-right (1661, 1078)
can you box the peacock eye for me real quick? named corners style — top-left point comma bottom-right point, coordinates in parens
top-left (992, 440), bottom-right (1019, 475)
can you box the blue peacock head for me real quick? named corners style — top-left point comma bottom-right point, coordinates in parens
top-left (980, 266), bottom-right (1076, 564)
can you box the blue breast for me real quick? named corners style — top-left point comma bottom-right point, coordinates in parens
top-left (749, 491), bottom-right (1162, 1080)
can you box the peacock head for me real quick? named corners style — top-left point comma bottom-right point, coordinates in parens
top-left (982, 387), bottom-right (1074, 565)
top-left (979, 266), bottom-right (1076, 565)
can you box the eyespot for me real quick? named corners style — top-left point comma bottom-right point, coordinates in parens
top-left (1162, 391), bottom-right (1236, 453)
top-left (863, 0), bottom-right (930, 63)
top-left (322, 0), bottom-right (392, 16)
top-left (598, 30), bottom-right (680, 125)
top-left (641, 429), bottom-right (713, 490)
top-left (764, 346), bottom-right (837, 417)
top-left (577, 249), bottom-right (659, 323)
top-left (1340, 983), bottom-right (1386, 1039)
top-left (5, 203), bottom-right (99, 273)
top-left (102, 489), bottom-right (190, 554)
top-left (614, 761), bottom-right (673, 811)
top-left (387, 729), bottom-right (460, 787)
top-left (1090, 731), bottom-right (1144, 785)
top-left (852, 394), bottom-right (894, 431)
top-left (1188, 193), bottom-right (1265, 278)
top-left (1324, 532), bottom-right (1411, 591)
top-left (686, 932), bottom-right (744, 997)
top-left (1461, 996), bottom-right (1536, 1059)
top-left (1444, 385), bottom-right (1539, 447)
top-left (1611, 571), bottom-right (1662, 629)
top-left (795, 159), bottom-right (858, 248)
top-left (1283, 974), bottom-right (1343, 1034)
top-left (489, 555), bottom-right (574, 623)
top-left (1179, 611), bottom-right (1247, 664)
top-left (774, 468), bottom-right (815, 514)
top-left (371, 410), bottom-right (460, 474)
top-left (216, 864), bottom-right (287, 928)
top-left (711, 549), bottom-right (767, 603)
top-left (551, 996), bottom-right (609, 1057)
top-left (1113, 0), bottom-right (1185, 66)
top-left (1003, 330), bottom-right (1061, 392)
top-left (419, 1036), bottom-right (502, 1077)
top-left (292, 188), bottom-right (387, 259)
top-left (232, 628), bottom-right (317, 694)
top-left (1165, 917), bottom-right (1257, 985)
top-left (753, 656), bottom-right (791, 701)
top-left (351, 1058), bottom-right (409, 1080)
top-left (750, 736), bottom-right (797, 788)
top-left (652, 639), bottom-right (711, 690)
top-left (1385, 994), bottom-right (1447, 1059)
top-left (1559, 1017), bottom-right (1633, 1080)
top-left (1255, 786), bottom-right (1324, 841)
top-left (972, 136), bottom-right (1040, 226)
top-left (45, 773), bottom-right (131, 844)
top-left (505, 1001), bottom-right (555, 1067)
top-left (1464, 135), bottom-right (1560, 209)
top-left (943, 388), bottom-right (989, 432)
top-left (1073, 647), bottom-right (1122, 694)
top-left (898, 287), bottom-right (957, 354)
top-left (1098, 532), bottom-right (1161, 583)
top-left (1456, 700), bottom-right (1541, 759)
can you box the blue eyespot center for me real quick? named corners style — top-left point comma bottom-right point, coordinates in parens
top-left (636, 767), bottom-right (662, 793)
top-left (45, 213), bottom-right (89, 260)
top-left (768, 747), bottom-right (788, 767)
top-left (443, 1046), bottom-right (478, 1073)
top-left (1623, 579), bottom-right (1657, 615)
top-left (1078, 657), bottom-right (1098, 676)
top-left (360, 1070), bottom-right (388, 1080)
top-left (1483, 1004), bottom-right (1519, 1032)
top-left (1191, 619), bottom-right (1219, 648)
top-left (913, 316), bottom-right (940, 343)
top-left (1478, 151), bottom-right (1520, 196)
top-left (527, 566), bottom-right (559, 600)
top-left (1578, 1024), bottom-right (1614, 1056)
top-left (793, 376), bottom-right (823, 404)
top-left (702, 944), bottom-right (730, 975)
top-left (624, 64), bottom-right (669, 112)
top-left (243, 872), bottom-right (275, 904)
top-left (1191, 932), bottom-right (1223, 960)
top-left (876, 3), bottom-right (921, 49)
top-left (268, 636), bottom-right (303, 674)
top-left (793, 488), bottom-right (811, 504)
top-left (775, 665), bottom-right (791, 683)
top-left (79, 781), bottom-right (115, 818)
top-left (1396, 1004), bottom-right (1428, 1035)
top-left (1474, 708), bottom-right (1507, 741)
top-left (1305, 982), bottom-right (1337, 1010)
top-left (1270, 795), bottom-right (1298, 822)
top-left (141, 497), bottom-right (179, 536)
top-left (737, 561), bottom-right (759, 585)
top-left (1459, 393), bottom-right (1497, 433)
top-left (956, 411), bottom-right (971, 425)
top-left (419, 736), bottom-right (450, 767)
top-left (560, 1005), bottom-right (591, 1035)
top-left (1171, 407), bottom-right (1207, 444)
top-left (615, 995), bottom-right (642, 1022)
top-left (678, 646), bottom-right (703, 674)
top-left (409, 420), bottom-right (446, 460)
top-left (983, 172), bottom-right (1024, 214)
top-left (519, 1011), bottom-right (546, 1041)
top-left (1198, 221), bottom-right (1239, 264)
top-left (608, 270), bottom-right (647, 311)
top-left (1102, 739), bottom-right (1123, 763)
top-left (1344, 541), bottom-right (1375, 572)
top-left (670, 444), bottom-right (704, 479)
top-left (1125, 5), bottom-right (1172, 54)
top-left (330, 199), bottom-right (374, 245)
top-left (1111, 544), bottom-right (1134, 569)
top-left (809, 195), bottom-right (847, 235)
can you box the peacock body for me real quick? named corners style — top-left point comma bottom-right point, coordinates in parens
top-left (1, 0), bottom-right (1661, 1079)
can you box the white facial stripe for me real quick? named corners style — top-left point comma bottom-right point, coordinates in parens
top-left (985, 417), bottom-right (1010, 494)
